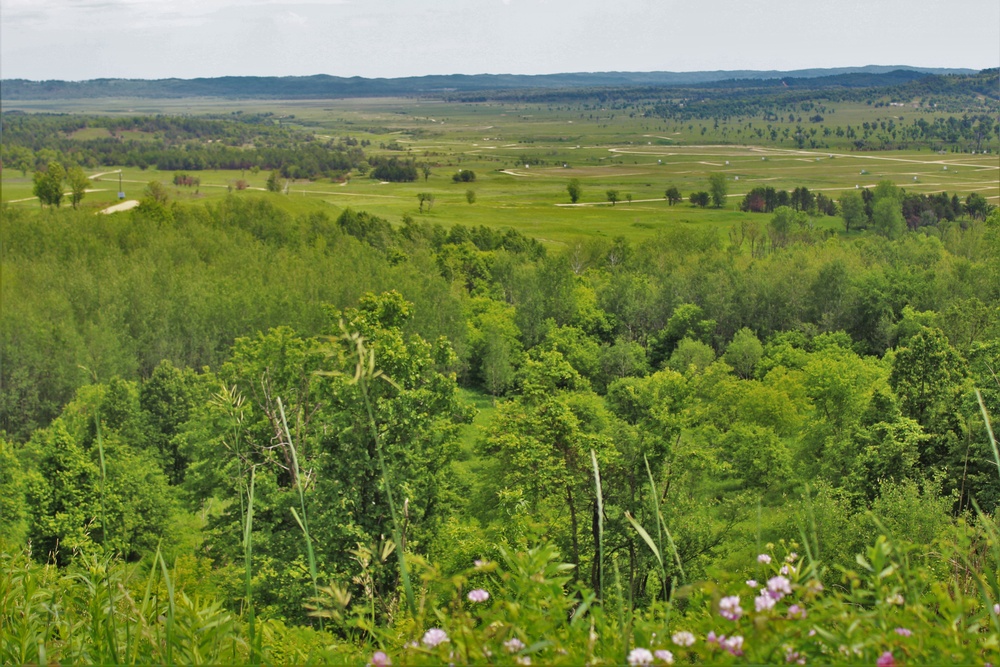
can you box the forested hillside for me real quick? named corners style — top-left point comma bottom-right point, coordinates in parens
top-left (2, 189), bottom-right (999, 663)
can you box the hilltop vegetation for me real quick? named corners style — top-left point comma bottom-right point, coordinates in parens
top-left (1, 74), bottom-right (1000, 663)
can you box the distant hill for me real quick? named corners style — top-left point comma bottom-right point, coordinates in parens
top-left (0, 66), bottom-right (979, 100)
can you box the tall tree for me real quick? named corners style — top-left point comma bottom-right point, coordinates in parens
top-left (567, 179), bottom-right (582, 203)
top-left (664, 186), bottom-right (682, 205)
top-left (66, 166), bottom-right (90, 209)
top-left (839, 190), bottom-right (867, 232)
top-left (708, 173), bottom-right (728, 208)
top-left (872, 198), bottom-right (905, 239)
top-left (32, 162), bottom-right (65, 208)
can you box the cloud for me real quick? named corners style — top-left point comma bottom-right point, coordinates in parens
top-left (1, 0), bottom-right (346, 27)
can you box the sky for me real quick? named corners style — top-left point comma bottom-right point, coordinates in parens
top-left (1, 0), bottom-right (998, 81)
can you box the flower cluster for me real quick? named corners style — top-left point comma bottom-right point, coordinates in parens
top-left (467, 588), bottom-right (489, 603)
top-left (653, 649), bottom-right (674, 664)
top-left (719, 595), bottom-right (743, 621)
top-left (671, 631), bottom-right (695, 647)
top-left (877, 651), bottom-right (896, 667)
top-left (421, 628), bottom-right (449, 648)
top-left (504, 637), bottom-right (526, 653)
top-left (707, 631), bottom-right (744, 656)
top-left (627, 648), bottom-right (654, 666)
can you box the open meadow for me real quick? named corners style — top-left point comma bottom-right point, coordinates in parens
top-left (3, 97), bottom-right (998, 246)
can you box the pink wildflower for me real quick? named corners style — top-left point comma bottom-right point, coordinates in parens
top-left (467, 589), bottom-right (489, 603)
top-left (504, 637), bottom-right (526, 653)
top-left (627, 648), bottom-right (654, 666)
top-left (885, 593), bottom-right (904, 606)
top-left (758, 554), bottom-right (772, 564)
top-left (422, 628), bottom-right (449, 648)
top-left (721, 635), bottom-right (744, 656)
top-left (746, 579), bottom-right (758, 588)
top-left (767, 575), bottom-right (792, 599)
top-left (755, 592), bottom-right (776, 612)
top-left (785, 552), bottom-right (798, 562)
top-left (654, 649), bottom-right (675, 664)
top-left (719, 595), bottom-right (743, 621)
top-left (787, 604), bottom-right (806, 619)
top-left (784, 648), bottom-right (805, 664)
top-left (671, 631), bottom-right (695, 647)
top-left (515, 657), bottom-right (531, 666)
top-left (876, 651), bottom-right (895, 667)
top-left (894, 627), bottom-right (912, 637)
top-left (370, 651), bottom-right (391, 667)
top-left (994, 603), bottom-right (1000, 615)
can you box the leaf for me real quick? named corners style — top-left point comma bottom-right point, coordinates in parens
top-left (624, 511), bottom-right (663, 569)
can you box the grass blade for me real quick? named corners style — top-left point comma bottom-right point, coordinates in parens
top-left (976, 389), bottom-right (999, 477)
top-left (278, 398), bottom-right (321, 609)
top-left (590, 449), bottom-right (604, 600)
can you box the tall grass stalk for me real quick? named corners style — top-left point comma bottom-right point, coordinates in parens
top-left (644, 455), bottom-right (686, 586)
top-left (277, 398), bottom-right (320, 608)
top-left (93, 410), bottom-right (120, 664)
top-left (243, 467), bottom-right (258, 664)
top-left (156, 546), bottom-right (176, 666)
top-left (977, 389), bottom-right (999, 475)
top-left (968, 390), bottom-right (1000, 634)
top-left (590, 449), bottom-right (604, 600)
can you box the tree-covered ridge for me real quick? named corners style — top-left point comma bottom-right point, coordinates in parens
top-left (2, 197), bottom-right (999, 663)
top-left (0, 67), bottom-right (979, 100)
top-left (0, 113), bottom-right (366, 178)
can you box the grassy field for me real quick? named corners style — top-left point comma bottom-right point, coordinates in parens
top-left (3, 96), bottom-right (997, 246)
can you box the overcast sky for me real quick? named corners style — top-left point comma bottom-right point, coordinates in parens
top-left (1, 0), bottom-right (998, 81)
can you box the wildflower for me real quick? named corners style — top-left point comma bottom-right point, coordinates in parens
top-left (994, 603), bottom-right (1000, 615)
top-left (467, 589), bottom-right (490, 603)
top-left (474, 559), bottom-right (491, 568)
top-left (671, 631), bottom-right (696, 647)
top-left (515, 657), bottom-right (531, 666)
top-left (721, 635), bottom-right (744, 656)
top-left (785, 552), bottom-right (798, 562)
top-left (370, 651), bottom-right (391, 667)
top-left (876, 651), bottom-right (895, 667)
top-left (755, 592), bottom-right (776, 612)
top-left (405, 641), bottom-right (419, 650)
top-left (746, 579), bottom-right (758, 588)
top-left (706, 631), bottom-right (719, 644)
top-left (780, 564), bottom-right (794, 576)
top-left (719, 595), bottom-right (743, 621)
top-left (422, 628), bottom-right (449, 648)
top-left (787, 604), bottom-right (806, 619)
top-left (784, 647), bottom-right (805, 664)
top-left (504, 637), bottom-right (526, 653)
top-left (885, 593), bottom-right (904, 606)
top-left (654, 649), bottom-right (675, 664)
top-left (628, 648), bottom-right (655, 666)
top-left (758, 554), bottom-right (772, 564)
top-left (894, 627), bottom-right (912, 637)
top-left (806, 580), bottom-right (824, 594)
top-left (767, 575), bottom-right (792, 599)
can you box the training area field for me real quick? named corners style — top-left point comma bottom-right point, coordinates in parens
top-left (3, 97), bottom-right (997, 245)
